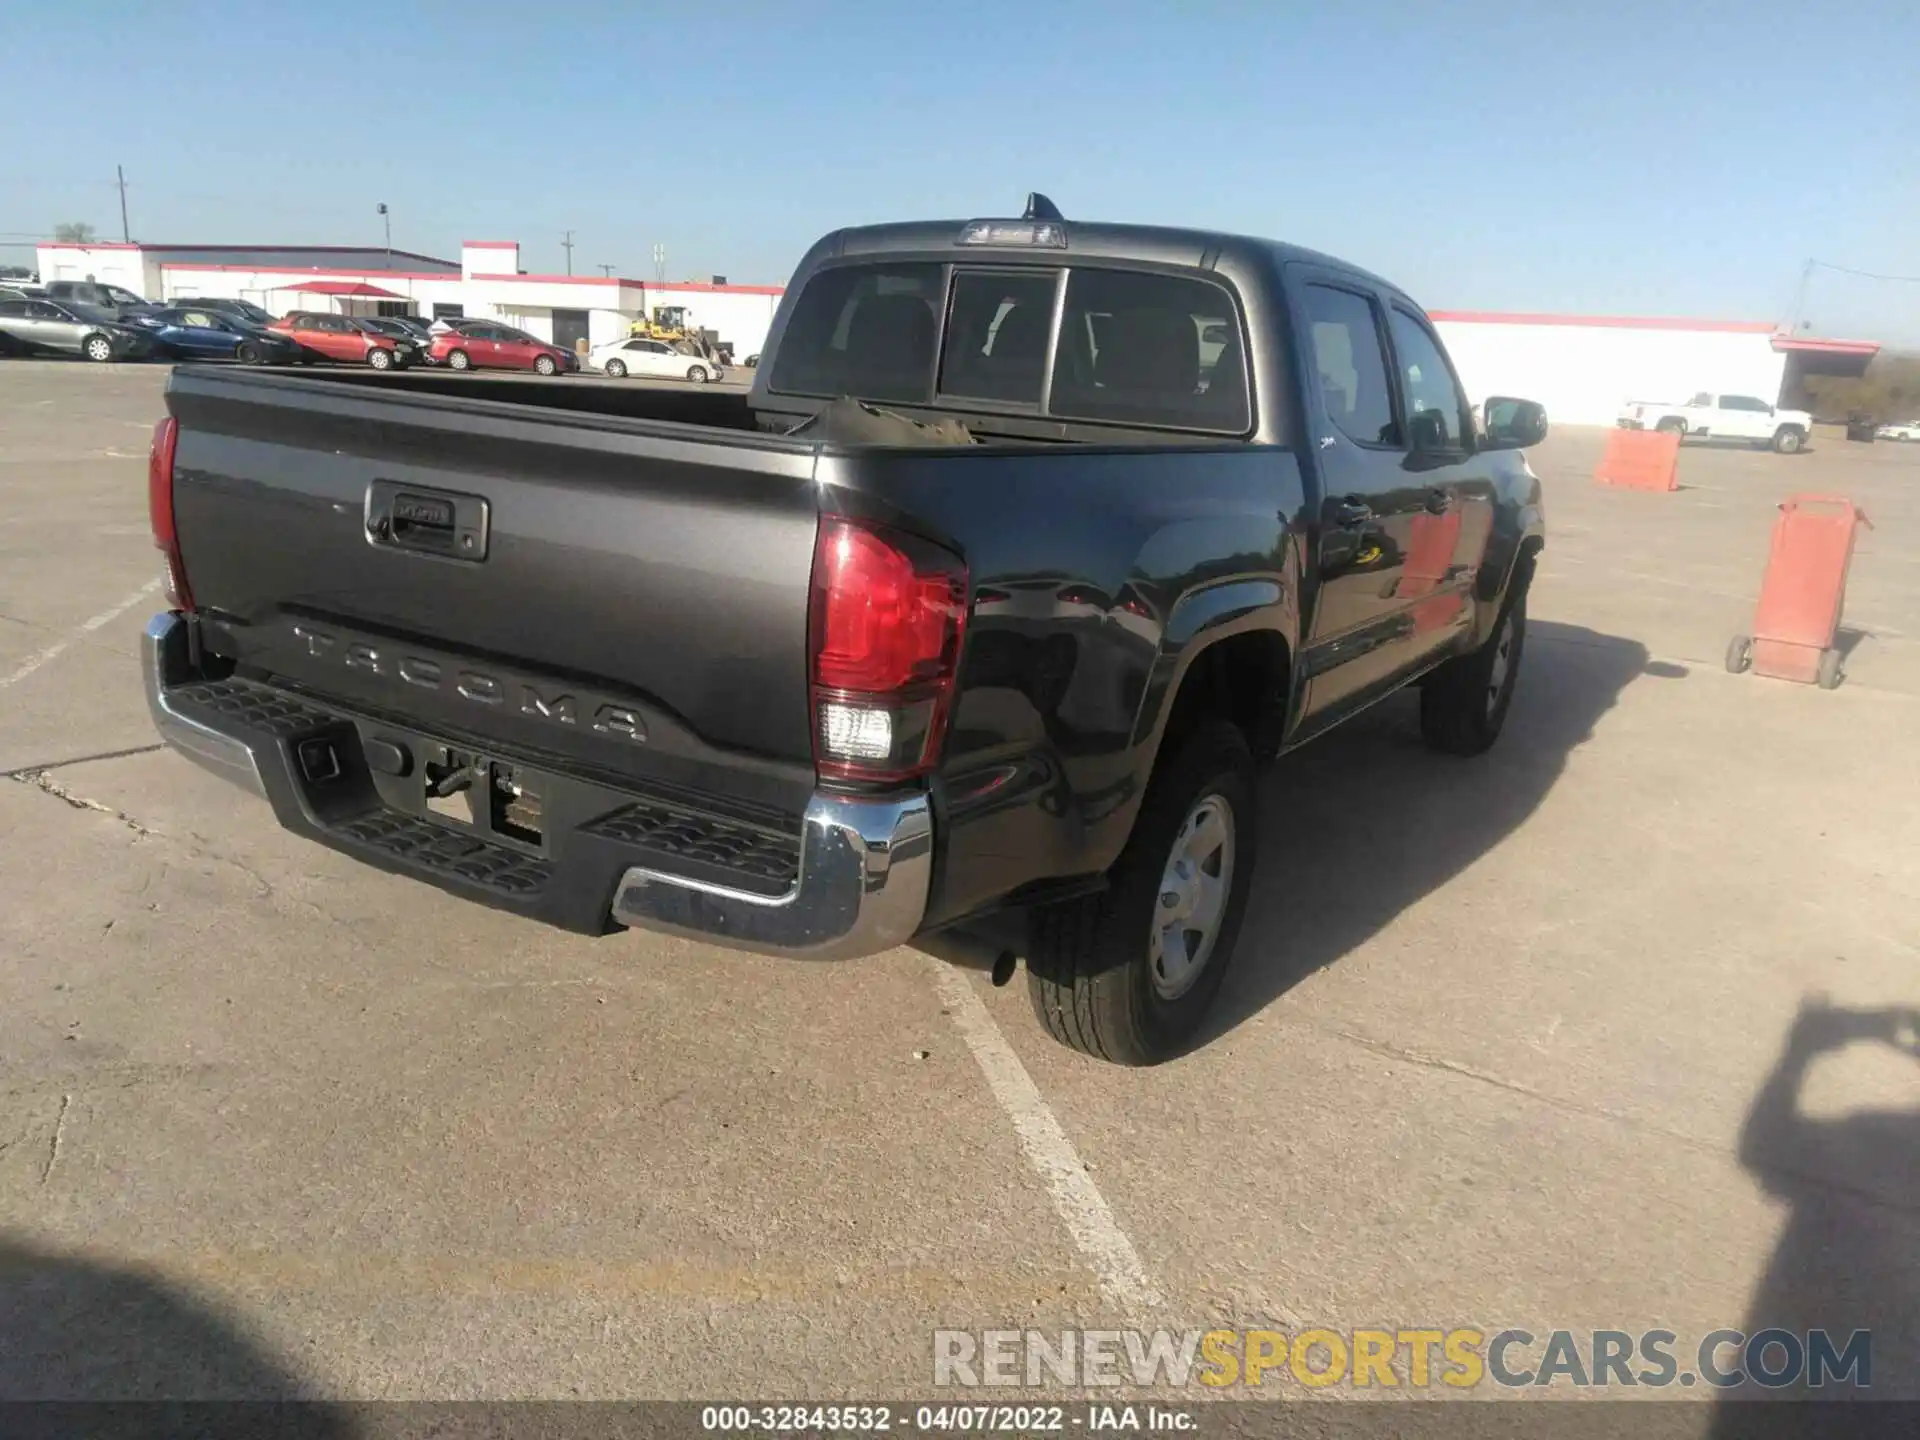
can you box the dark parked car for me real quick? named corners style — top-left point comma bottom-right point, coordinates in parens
top-left (169, 295), bottom-right (278, 327)
top-left (0, 297), bottom-right (155, 361)
top-left (140, 197), bottom-right (1546, 1065)
top-left (359, 316), bottom-right (440, 361)
top-left (146, 307), bottom-right (305, 364)
top-left (45, 280), bottom-right (160, 324)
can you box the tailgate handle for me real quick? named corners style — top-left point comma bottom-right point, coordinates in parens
top-left (366, 480), bottom-right (489, 561)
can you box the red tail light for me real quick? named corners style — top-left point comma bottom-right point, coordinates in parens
top-left (809, 516), bottom-right (968, 783)
top-left (147, 415), bottom-right (193, 611)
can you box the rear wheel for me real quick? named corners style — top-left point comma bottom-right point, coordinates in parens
top-left (1817, 648), bottom-right (1844, 689)
top-left (1773, 425), bottom-right (1806, 455)
top-left (446, 349), bottom-right (471, 371)
top-left (534, 354), bottom-right (558, 376)
top-left (82, 333), bottom-right (115, 363)
top-left (367, 347), bottom-right (393, 370)
top-left (1725, 635), bottom-right (1753, 674)
top-left (1027, 722), bottom-right (1257, 1066)
top-left (605, 359), bottom-right (627, 378)
top-left (686, 364), bottom-right (709, 384)
top-left (1420, 587), bottom-right (1526, 756)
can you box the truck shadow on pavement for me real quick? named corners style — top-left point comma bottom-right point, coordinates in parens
top-left (1215, 620), bottom-right (1656, 1031)
top-left (0, 1233), bottom-right (358, 1435)
top-left (1706, 999), bottom-right (1920, 1432)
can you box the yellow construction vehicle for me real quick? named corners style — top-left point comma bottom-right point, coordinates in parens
top-left (627, 305), bottom-right (694, 342)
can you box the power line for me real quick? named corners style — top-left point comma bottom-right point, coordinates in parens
top-left (1810, 258), bottom-right (1920, 285)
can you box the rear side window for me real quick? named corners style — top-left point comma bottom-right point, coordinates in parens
top-left (1303, 285), bottom-right (1400, 448)
top-left (939, 270), bottom-right (1056, 406)
top-left (1048, 269), bottom-right (1248, 432)
top-left (769, 263), bottom-right (943, 404)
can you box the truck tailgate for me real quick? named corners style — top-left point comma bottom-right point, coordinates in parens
top-left (167, 369), bottom-right (821, 815)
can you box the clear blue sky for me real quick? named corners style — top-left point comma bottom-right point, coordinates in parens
top-left (7, 0), bottom-right (1918, 340)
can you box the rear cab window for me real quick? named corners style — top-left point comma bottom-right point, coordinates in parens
top-left (768, 260), bottom-right (1250, 434)
top-left (1302, 284), bottom-right (1401, 448)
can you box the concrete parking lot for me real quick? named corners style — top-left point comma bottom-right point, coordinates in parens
top-left (1, 358), bottom-right (1915, 1409)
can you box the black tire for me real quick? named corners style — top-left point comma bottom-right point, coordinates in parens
top-left (686, 365), bottom-right (709, 384)
top-left (605, 359), bottom-right (627, 378)
top-left (1654, 417), bottom-right (1686, 437)
top-left (234, 341), bottom-right (260, 365)
top-left (1027, 722), bottom-right (1257, 1066)
top-left (446, 349), bottom-right (471, 371)
top-left (81, 332), bottom-right (116, 363)
top-left (1420, 587), bottom-right (1527, 756)
top-left (534, 354), bottom-right (557, 376)
top-left (1725, 635), bottom-right (1753, 674)
top-left (1817, 648), bottom-right (1843, 690)
top-left (367, 347), bottom-right (393, 370)
top-left (1773, 426), bottom-right (1806, 455)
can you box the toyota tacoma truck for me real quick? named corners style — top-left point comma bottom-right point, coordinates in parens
top-left (1616, 392), bottom-right (1812, 453)
top-left (142, 196), bottom-right (1547, 1065)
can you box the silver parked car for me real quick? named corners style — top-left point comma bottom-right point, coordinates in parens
top-left (0, 297), bottom-right (157, 362)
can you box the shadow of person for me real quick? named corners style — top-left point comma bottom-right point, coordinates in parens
top-left (1705, 1000), bottom-right (1920, 1436)
top-left (1211, 620), bottom-right (1655, 1031)
top-left (0, 1233), bottom-right (358, 1437)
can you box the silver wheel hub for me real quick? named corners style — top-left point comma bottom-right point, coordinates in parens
top-left (1149, 794), bottom-right (1235, 1001)
top-left (1487, 615), bottom-right (1515, 711)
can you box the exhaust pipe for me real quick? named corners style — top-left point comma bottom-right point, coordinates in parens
top-left (914, 930), bottom-right (1020, 986)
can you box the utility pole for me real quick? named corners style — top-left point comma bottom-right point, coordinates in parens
top-left (597, 263), bottom-right (615, 277)
top-left (378, 203), bottom-right (391, 263)
top-left (1788, 257), bottom-right (1816, 334)
top-left (116, 164), bottom-right (130, 243)
top-left (561, 230), bottom-right (575, 276)
top-left (652, 243), bottom-right (666, 283)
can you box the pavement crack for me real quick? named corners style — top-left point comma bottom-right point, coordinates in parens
top-left (40, 1094), bottom-right (71, 1185)
top-left (1310, 1020), bottom-right (1920, 1222)
top-left (7, 771), bottom-right (280, 902)
top-left (1, 742), bottom-right (165, 778)
top-left (10, 769), bottom-right (152, 836)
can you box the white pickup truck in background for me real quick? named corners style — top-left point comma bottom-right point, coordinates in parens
top-left (1616, 392), bottom-right (1813, 453)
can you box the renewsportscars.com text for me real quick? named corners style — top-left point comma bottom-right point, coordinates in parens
top-left (933, 1327), bottom-right (1872, 1391)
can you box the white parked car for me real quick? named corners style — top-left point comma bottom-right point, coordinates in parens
top-left (1875, 419), bottom-right (1920, 442)
top-left (1616, 392), bottom-right (1813, 454)
top-left (587, 336), bottom-right (722, 383)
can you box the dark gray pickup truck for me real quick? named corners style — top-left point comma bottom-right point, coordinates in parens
top-left (143, 197), bottom-right (1547, 1064)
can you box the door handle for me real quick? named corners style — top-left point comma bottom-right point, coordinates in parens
top-left (1424, 488), bottom-right (1454, 515)
top-left (1333, 499), bottom-right (1374, 527)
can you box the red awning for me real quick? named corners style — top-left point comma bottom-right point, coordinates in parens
top-left (283, 280), bottom-right (405, 298)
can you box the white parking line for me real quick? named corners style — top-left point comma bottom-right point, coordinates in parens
top-left (930, 962), bottom-right (1165, 1314)
top-left (0, 578), bottom-right (160, 691)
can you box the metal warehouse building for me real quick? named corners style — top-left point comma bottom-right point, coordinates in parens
top-left (33, 239), bottom-right (785, 359)
top-left (33, 238), bottom-right (1879, 417)
top-left (1429, 311), bottom-right (1879, 426)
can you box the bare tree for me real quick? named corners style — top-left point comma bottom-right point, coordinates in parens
top-left (53, 221), bottom-right (97, 243)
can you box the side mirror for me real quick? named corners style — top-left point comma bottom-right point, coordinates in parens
top-left (1480, 396), bottom-right (1548, 450)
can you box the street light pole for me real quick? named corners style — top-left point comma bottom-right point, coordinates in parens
top-left (377, 203), bottom-right (391, 263)
top-left (562, 230), bottom-right (575, 276)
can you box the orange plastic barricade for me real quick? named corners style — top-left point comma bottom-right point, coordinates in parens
top-left (1727, 494), bottom-right (1872, 688)
top-left (1594, 428), bottom-right (1680, 491)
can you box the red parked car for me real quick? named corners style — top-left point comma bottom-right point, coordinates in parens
top-left (270, 311), bottom-right (417, 370)
top-left (430, 320), bottom-right (578, 376)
